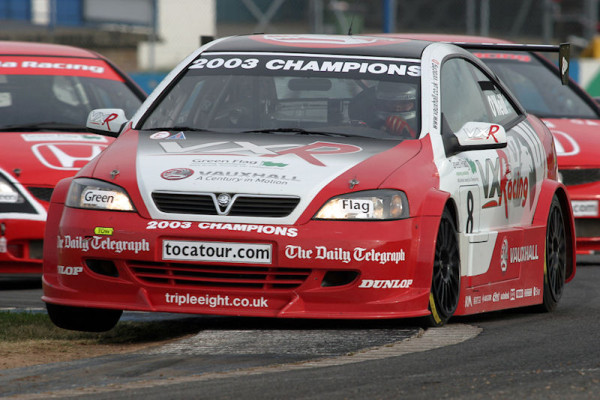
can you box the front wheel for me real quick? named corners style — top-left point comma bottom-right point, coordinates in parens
top-left (424, 208), bottom-right (461, 327)
top-left (539, 196), bottom-right (567, 312)
top-left (46, 303), bottom-right (122, 332)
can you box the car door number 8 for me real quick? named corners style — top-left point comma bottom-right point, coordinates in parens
top-left (466, 190), bottom-right (474, 234)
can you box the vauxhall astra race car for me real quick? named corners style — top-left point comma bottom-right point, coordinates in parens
top-left (385, 34), bottom-right (600, 254)
top-left (0, 41), bottom-right (145, 274)
top-left (42, 34), bottom-right (575, 332)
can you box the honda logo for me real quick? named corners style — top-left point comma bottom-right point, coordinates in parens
top-left (31, 143), bottom-right (106, 170)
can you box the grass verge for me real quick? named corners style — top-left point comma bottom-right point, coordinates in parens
top-left (0, 311), bottom-right (204, 369)
top-left (0, 311), bottom-right (205, 343)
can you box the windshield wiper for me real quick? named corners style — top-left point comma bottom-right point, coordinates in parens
top-left (0, 122), bottom-right (86, 132)
top-left (242, 128), bottom-right (350, 137)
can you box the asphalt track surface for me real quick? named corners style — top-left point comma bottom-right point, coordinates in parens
top-left (1, 257), bottom-right (600, 399)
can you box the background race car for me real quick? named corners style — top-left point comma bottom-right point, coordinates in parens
top-left (384, 34), bottom-right (600, 255)
top-left (0, 41), bottom-right (146, 274)
top-left (42, 34), bottom-right (575, 332)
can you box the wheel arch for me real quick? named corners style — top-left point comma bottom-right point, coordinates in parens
top-left (43, 177), bottom-right (73, 278)
top-left (533, 180), bottom-right (576, 282)
top-left (420, 189), bottom-right (460, 326)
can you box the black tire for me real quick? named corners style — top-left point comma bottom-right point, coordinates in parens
top-left (539, 196), bottom-right (567, 312)
top-left (46, 303), bottom-right (122, 332)
top-left (424, 208), bottom-right (461, 327)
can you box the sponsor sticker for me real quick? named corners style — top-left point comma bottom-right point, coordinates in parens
top-left (57, 265), bottom-right (83, 276)
top-left (165, 292), bottom-right (269, 308)
top-left (163, 240), bottom-right (272, 264)
top-left (150, 131), bottom-right (171, 140)
top-left (500, 237), bottom-right (508, 273)
top-left (159, 140), bottom-right (362, 167)
top-left (161, 168), bottom-right (194, 180)
top-left (358, 279), bottom-right (413, 289)
top-left (82, 189), bottom-right (119, 208)
top-left (571, 200), bottom-right (599, 217)
top-left (57, 235), bottom-right (150, 254)
top-left (94, 227), bottom-right (114, 236)
top-left (166, 132), bottom-right (186, 140)
top-left (338, 198), bottom-right (373, 217)
top-left (510, 245), bottom-right (539, 263)
top-left (285, 244), bottom-right (405, 265)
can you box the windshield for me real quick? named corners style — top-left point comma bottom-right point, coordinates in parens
top-left (0, 69), bottom-right (142, 131)
top-left (475, 52), bottom-right (599, 119)
top-left (141, 53), bottom-right (421, 140)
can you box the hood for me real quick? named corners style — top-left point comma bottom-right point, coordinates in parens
top-left (125, 131), bottom-right (420, 224)
top-left (543, 118), bottom-right (600, 169)
top-left (0, 132), bottom-right (111, 186)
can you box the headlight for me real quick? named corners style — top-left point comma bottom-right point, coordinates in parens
top-left (66, 178), bottom-right (135, 211)
top-left (0, 175), bottom-right (23, 204)
top-left (314, 190), bottom-right (409, 220)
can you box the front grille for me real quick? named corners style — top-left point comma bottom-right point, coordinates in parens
top-left (152, 192), bottom-right (300, 217)
top-left (27, 187), bottom-right (54, 202)
top-left (127, 260), bottom-right (311, 289)
top-left (574, 218), bottom-right (600, 238)
top-left (560, 169), bottom-right (600, 186)
top-left (152, 193), bottom-right (216, 215)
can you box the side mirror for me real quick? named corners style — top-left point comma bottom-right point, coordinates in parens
top-left (453, 122), bottom-right (507, 150)
top-left (86, 109), bottom-right (128, 137)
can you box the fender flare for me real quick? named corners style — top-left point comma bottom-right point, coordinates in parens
top-left (532, 180), bottom-right (576, 282)
top-left (415, 188), bottom-right (455, 279)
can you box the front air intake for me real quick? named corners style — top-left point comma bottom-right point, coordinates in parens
top-left (152, 192), bottom-right (300, 217)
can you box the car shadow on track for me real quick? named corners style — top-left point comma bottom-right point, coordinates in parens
top-left (0, 276), bottom-right (42, 290)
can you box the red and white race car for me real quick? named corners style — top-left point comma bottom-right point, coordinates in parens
top-left (0, 41), bottom-right (146, 274)
top-left (385, 34), bottom-right (600, 254)
top-left (42, 34), bottom-right (575, 331)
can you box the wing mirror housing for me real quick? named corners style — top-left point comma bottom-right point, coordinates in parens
top-left (444, 121), bottom-right (507, 155)
top-left (454, 122), bottom-right (507, 148)
top-left (86, 109), bottom-right (128, 137)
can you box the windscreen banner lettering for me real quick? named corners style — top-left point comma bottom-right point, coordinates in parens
top-left (0, 57), bottom-right (121, 80)
top-left (0, 59), bottom-right (104, 73)
top-left (189, 56), bottom-right (421, 77)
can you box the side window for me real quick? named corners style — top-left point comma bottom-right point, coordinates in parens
top-left (442, 58), bottom-right (520, 132)
top-left (441, 58), bottom-right (490, 132)
top-left (470, 66), bottom-right (519, 125)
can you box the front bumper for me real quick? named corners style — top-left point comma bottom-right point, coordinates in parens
top-left (567, 184), bottom-right (600, 253)
top-left (42, 208), bottom-right (440, 319)
top-left (0, 218), bottom-right (44, 274)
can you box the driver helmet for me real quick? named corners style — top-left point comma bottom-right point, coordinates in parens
top-left (375, 82), bottom-right (417, 125)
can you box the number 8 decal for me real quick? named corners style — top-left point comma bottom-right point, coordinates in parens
top-left (466, 190), bottom-right (474, 233)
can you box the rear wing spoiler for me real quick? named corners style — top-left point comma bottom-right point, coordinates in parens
top-left (453, 42), bottom-right (571, 85)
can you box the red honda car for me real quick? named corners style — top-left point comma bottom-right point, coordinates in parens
top-left (0, 41), bottom-right (146, 274)
top-left (384, 34), bottom-right (600, 254)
